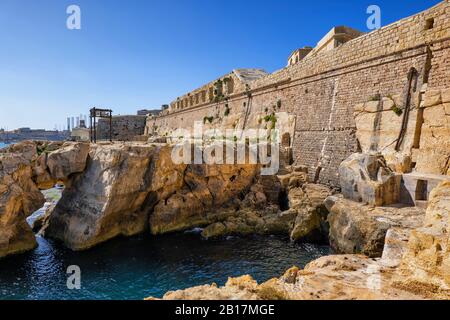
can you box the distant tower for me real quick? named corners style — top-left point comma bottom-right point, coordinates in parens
top-left (71, 117), bottom-right (75, 130)
top-left (67, 117), bottom-right (71, 131)
top-left (76, 117), bottom-right (80, 128)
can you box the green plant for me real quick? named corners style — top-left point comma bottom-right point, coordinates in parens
top-left (264, 114), bottom-right (277, 123)
top-left (276, 99), bottom-right (282, 109)
top-left (369, 94), bottom-right (381, 101)
top-left (203, 116), bottom-right (214, 124)
top-left (224, 104), bottom-right (230, 116)
top-left (391, 105), bottom-right (403, 116)
top-left (264, 113), bottom-right (277, 129)
top-left (245, 84), bottom-right (252, 98)
top-left (36, 145), bottom-right (49, 156)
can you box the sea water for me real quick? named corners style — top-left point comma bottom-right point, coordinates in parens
top-left (0, 232), bottom-right (330, 300)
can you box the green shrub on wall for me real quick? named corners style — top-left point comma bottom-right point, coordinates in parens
top-left (224, 104), bottom-right (230, 117)
top-left (391, 105), bottom-right (403, 116)
top-left (203, 116), bottom-right (214, 124)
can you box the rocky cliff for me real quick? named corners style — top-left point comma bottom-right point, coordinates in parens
top-left (0, 141), bottom-right (264, 254)
top-left (0, 141), bottom-right (89, 258)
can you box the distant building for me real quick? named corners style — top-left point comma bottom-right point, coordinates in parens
top-left (15, 127), bottom-right (32, 133)
top-left (137, 109), bottom-right (161, 116)
top-left (71, 127), bottom-right (89, 141)
top-left (70, 119), bottom-right (89, 141)
top-left (0, 128), bottom-right (68, 142)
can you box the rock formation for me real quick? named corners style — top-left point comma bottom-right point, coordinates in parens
top-left (150, 163), bottom-right (259, 235)
top-left (413, 89), bottom-right (450, 175)
top-left (151, 182), bottom-right (450, 300)
top-left (339, 153), bottom-right (401, 206)
top-left (394, 181), bottom-right (450, 297)
top-left (200, 169), bottom-right (333, 241)
top-left (0, 141), bottom-right (90, 257)
top-left (41, 144), bottom-right (172, 250)
top-left (4, 140), bottom-right (328, 254)
top-left (326, 196), bottom-right (424, 257)
top-left (0, 144), bottom-right (43, 258)
top-left (150, 254), bottom-right (423, 300)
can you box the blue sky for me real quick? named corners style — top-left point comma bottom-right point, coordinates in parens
top-left (0, 0), bottom-right (442, 130)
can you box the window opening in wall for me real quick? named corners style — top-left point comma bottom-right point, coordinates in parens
top-left (425, 18), bottom-right (434, 30)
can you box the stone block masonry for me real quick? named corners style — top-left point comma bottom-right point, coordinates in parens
top-left (148, 1), bottom-right (450, 187)
top-left (98, 115), bottom-right (147, 141)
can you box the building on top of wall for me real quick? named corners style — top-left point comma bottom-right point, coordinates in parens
top-left (307, 26), bottom-right (364, 57)
top-left (287, 26), bottom-right (362, 66)
top-left (168, 68), bottom-right (269, 113)
top-left (287, 47), bottom-right (313, 66)
top-left (137, 109), bottom-right (161, 116)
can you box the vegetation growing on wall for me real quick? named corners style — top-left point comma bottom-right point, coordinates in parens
top-left (276, 99), bottom-right (282, 109)
top-left (368, 94), bottom-right (381, 102)
top-left (391, 104), bottom-right (403, 116)
top-left (36, 144), bottom-right (49, 156)
top-left (203, 116), bottom-right (214, 124)
top-left (224, 104), bottom-right (230, 117)
top-left (264, 113), bottom-right (277, 129)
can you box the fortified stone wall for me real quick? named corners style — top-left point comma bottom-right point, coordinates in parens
top-left (147, 1), bottom-right (450, 187)
top-left (98, 115), bottom-right (146, 141)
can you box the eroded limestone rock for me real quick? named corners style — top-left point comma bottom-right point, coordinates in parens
top-left (0, 152), bottom-right (43, 258)
top-left (0, 141), bottom-right (91, 257)
top-left (326, 196), bottom-right (424, 257)
top-left (200, 171), bottom-right (332, 241)
top-left (395, 181), bottom-right (450, 297)
top-left (289, 184), bottom-right (332, 242)
top-left (150, 163), bottom-right (259, 235)
top-left (339, 153), bottom-right (401, 206)
top-left (41, 144), bottom-right (186, 250)
top-left (150, 255), bottom-right (424, 300)
top-left (153, 183), bottom-right (450, 301)
top-left (46, 142), bottom-right (90, 181)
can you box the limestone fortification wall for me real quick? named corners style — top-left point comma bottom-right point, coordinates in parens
top-left (98, 115), bottom-right (146, 141)
top-left (148, 1), bottom-right (450, 187)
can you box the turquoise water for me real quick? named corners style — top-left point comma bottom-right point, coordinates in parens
top-left (0, 232), bottom-right (330, 300)
top-left (0, 142), bottom-right (10, 149)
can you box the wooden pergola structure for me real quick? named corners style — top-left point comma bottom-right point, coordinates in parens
top-left (89, 108), bottom-right (113, 143)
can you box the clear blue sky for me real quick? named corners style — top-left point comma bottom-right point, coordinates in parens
top-left (0, 0), bottom-right (442, 130)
